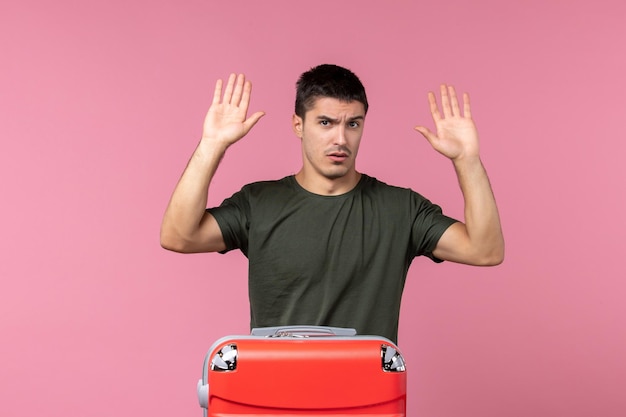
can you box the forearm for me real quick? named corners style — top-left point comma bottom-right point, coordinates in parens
top-left (453, 155), bottom-right (504, 264)
top-left (160, 139), bottom-right (227, 248)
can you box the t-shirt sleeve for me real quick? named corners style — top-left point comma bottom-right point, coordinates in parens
top-left (410, 194), bottom-right (458, 263)
top-left (206, 188), bottom-right (251, 255)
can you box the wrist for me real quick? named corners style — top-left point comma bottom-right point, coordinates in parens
top-left (199, 135), bottom-right (230, 153)
top-left (195, 137), bottom-right (229, 165)
top-left (451, 153), bottom-right (481, 167)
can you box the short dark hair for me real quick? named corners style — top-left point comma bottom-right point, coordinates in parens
top-left (295, 64), bottom-right (368, 118)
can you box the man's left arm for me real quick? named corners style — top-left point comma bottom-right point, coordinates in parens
top-left (415, 84), bottom-right (504, 266)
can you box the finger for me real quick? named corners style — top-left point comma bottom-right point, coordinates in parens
top-left (440, 84), bottom-right (452, 118)
top-left (243, 111), bottom-right (265, 133)
top-left (222, 73), bottom-right (237, 103)
top-left (448, 85), bottom-right (460, 117)
top-left (427, 91), bottom-right (441, 122)
top-left (231, 74), bottom-right (245, 106)
top-left (212, 78), bottom-right (223, 105)
top-left (463, 92), bottom-right (472, 119)
top-left (239, 79), bottom-right (253, 112)
top-left (414, 125), bottom-right (436, 144)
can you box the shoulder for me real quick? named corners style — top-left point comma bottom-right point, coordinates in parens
top-left (212, 177), bottom-right (297, 224)
top-left (235, 176), bottom-right (299, 203)
top-left (241, 176), bottom-right (294, 192)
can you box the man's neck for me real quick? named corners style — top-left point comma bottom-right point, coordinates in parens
top-left (294, 170), bottom-right (362, 196)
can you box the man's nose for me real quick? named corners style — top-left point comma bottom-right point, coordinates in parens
top-left (334, 125), bottom-right (347, 145)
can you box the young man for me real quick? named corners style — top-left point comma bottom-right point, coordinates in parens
top-left (160, 64), bottom-right (504, 343)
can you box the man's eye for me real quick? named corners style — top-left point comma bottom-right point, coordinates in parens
top-left (320, 120), bottom-right (330, 126)
top-left (349, 121), bottom-right (359, 128)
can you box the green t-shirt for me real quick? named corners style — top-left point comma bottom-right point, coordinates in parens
top-left (208, 174), bottom-right (457, 343)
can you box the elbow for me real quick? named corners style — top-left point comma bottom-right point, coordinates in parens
top-left (494, 248), bottom-right (505, 266)
top-left (438, 245), bottom-right (504, 266)
top-left (160, 226), bottom-right (219, 253)
top-left (475, 231), bottom-right (505, 266)
top-left (479, 243), bottom-right (505, 266)
top-left (482, 252), bottom-right (504, 266)
top-left (457, 239), bottom-right (504, 266)
top-left (160, 234), bottom-right (182, 253)
top-left (160, 228), bottom-right (189, 253)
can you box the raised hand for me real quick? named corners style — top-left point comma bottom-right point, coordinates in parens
top-left (202, 73), bottom-right (265, 147)
top-left (414, 84), bottom-right (480, 162)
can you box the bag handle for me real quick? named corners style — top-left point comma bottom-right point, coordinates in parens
top-left (250, 325), bottom-right (357, 337)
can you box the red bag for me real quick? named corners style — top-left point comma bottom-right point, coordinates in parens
top-left (197, 326), bottom-right (407, 416)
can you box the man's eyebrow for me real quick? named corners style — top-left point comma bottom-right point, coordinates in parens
top-left (316, 115), bottom-right (365, 122)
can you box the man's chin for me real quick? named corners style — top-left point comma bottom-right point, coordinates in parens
top-left (323, 167), bottom-right (355, 180)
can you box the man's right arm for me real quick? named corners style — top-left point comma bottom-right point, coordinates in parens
top-left (160, 74), bottom-right (264, 253)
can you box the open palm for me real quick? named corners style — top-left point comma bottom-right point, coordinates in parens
top-left (202, 73), bottom-right (264, 147)
top-left (415, 84), bottom-right (480, 161)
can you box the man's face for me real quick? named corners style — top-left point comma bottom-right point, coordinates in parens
top-left (292, 97), bottom-right (366, 183)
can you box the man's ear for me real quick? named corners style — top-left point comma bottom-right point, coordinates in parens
top-left (292, 114), bottom-right (303, 138)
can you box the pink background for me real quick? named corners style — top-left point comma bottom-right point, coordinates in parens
top-left (2, 1), bottom-right (625, 416)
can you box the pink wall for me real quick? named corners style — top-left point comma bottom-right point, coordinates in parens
top-left (2, 0), bottom-right (625, 416)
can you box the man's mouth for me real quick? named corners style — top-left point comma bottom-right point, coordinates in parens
top-left (326, 147), bottom-right (350, 162)
top-left (327, 152), bottom-right (349, 163)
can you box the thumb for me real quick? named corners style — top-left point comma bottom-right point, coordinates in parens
top-left (414, 126), bottom-right (436, 145)
top-left (243, 111), bottom-right (265, 133)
